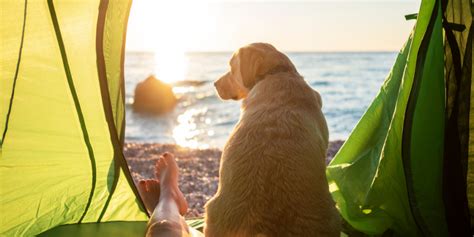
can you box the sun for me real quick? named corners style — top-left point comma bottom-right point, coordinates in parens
top-left (136, 1), bottom-right (214, 84)
top-left (154, 46), bottom-right (187, 84)
top-left (150, 2), bottom-right (188, 84)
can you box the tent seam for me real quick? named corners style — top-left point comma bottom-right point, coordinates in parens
top-left (46, 0), bottom-right (98, 224)
top-left (441, 2), bottom-right (472, 235)
top-left (1, 0), bottom-right (28, 147)
top-left (94, 0), bottom-right (149, 221)
top-left (401, 0), bottom-right (441, 235)
top-left (95, 0), bottom-right (121, 221)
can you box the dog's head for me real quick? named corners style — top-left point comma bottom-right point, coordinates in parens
top-left (214, 43), bottom-right (297, 100)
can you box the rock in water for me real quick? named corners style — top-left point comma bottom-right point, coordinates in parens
top-left (133, 75), bottom-right (177, 115)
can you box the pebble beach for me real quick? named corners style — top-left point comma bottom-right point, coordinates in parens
top-left (124, 140), bottom-right (344, 218)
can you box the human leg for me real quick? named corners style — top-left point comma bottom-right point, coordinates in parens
top-left (138, 153), bottom-right (191, 237)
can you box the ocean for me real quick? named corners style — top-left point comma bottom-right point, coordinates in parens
top-left (124, 51), bottom-right (398, 149)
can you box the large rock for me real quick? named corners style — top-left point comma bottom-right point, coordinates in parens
top-left (133, 75), bottom-right (177, 115)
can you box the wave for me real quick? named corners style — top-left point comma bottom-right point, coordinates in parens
top-left (172, 80), bottom-right (208, 87)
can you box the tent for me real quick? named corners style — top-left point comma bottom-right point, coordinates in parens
top-left (0, 0), bottom-right (472, 236)
top-left (0, 0), bottom-right (155, 235)
top-left (327, 0), bottom-right (473, 236)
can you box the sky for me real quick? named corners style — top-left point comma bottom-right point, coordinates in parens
top-left (126, 0), bottom-right (420, 53)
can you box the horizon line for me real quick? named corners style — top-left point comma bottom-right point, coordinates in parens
top-left (126, 50), bottom-right (399, 54)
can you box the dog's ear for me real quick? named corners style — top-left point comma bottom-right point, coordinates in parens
top-left (238, 45), bottom-right (264, 89)
top-left (238, 43), bottom-right (297, 89)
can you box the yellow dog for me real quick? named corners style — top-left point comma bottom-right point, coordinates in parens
top-left (206, 43), bottom-right (340, 237)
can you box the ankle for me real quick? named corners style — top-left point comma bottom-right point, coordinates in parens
top-left (159, 186), bottom-right (180, 199)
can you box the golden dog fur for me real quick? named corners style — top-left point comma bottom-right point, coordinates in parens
top-left (205, 43), bottom-right (340, 237)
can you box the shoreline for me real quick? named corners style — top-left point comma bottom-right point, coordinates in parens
top-left (124, 140), bottom-right (344, 218)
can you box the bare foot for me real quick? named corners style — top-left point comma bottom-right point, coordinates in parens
top-left (137, 179), bottom-right (160, 215)
top-left (155, 152), bottom-right (188, 215)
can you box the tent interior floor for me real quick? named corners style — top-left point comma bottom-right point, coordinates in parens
top-left (38, 219), bottom-right (205, 237)
top-left (38, 220), bottom-right (357, 237)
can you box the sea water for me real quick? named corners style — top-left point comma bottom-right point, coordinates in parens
top-left (125, 51), bottom-right (397, 149)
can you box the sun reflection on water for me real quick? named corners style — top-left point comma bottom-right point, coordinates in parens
top-left (173, 108), bottom-right (211, 149)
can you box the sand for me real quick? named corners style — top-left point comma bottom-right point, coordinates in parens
top-left (124, 140), bottom-right (344, 218)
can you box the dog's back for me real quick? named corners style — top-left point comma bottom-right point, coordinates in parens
top-left (205, 73), bottom-right (340, 237)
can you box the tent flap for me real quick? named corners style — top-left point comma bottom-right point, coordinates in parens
top-left (0, 0), bottom-right (146, 236)
top-left (327, 0), bottom-right (449, 236)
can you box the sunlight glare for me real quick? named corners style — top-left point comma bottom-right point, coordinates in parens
top-left (154, 48), bottom-right (187, 84)
top-left (173, 108), bottom-right (209, 149)
top-left (139, 1), bottom-right (215, 84)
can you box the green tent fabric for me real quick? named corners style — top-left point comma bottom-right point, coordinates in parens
top-left (327, 0), bottom-right (473, 236)
top-left (2, 0), bottom-right (473, 236)
top-left (0, 0), bottom-right (150, 235)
